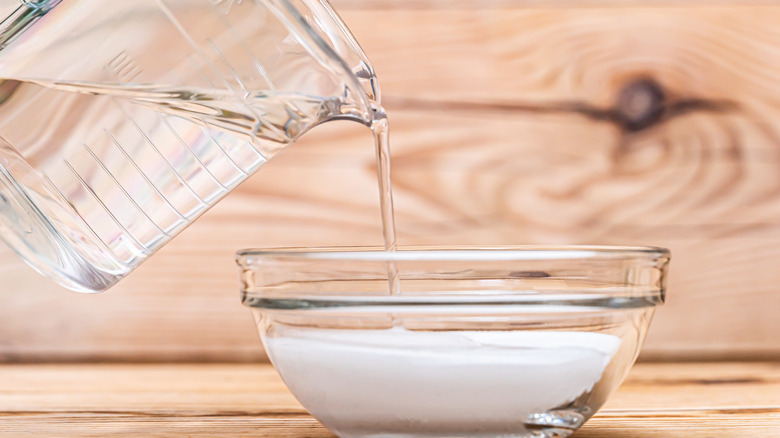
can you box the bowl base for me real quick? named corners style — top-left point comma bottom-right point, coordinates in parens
top-left (336, 428), bottom-right (576, 438)
top-left (329, 409), bottom-right (584, 438)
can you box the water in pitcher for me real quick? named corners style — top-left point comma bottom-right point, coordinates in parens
top-left (0, 77), bottom-right (399, 291)
top-left (0, 78), bottom-right (355, 289)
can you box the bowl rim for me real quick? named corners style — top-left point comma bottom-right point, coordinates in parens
top-left (238, 245), bottom-right (670, 310)
top-left (236, 245), bottom-right (670, 264)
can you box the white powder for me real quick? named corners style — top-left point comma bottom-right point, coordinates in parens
top-left (266, 328), bottom-right (622, 436)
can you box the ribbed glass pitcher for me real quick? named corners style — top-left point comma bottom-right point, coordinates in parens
top-left (0, 0), bottom-right (378, 292)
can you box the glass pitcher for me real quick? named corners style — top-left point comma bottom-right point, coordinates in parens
top-left (0, 0), bottom-right (379, 292)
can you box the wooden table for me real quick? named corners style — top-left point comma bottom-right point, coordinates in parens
top-left (0, 362), bottom-right (777, 437)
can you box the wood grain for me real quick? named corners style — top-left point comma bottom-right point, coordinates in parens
top-left (0, 363), bottom-right (777, 437)
top-left (3, 4), bottom-right (780, 361)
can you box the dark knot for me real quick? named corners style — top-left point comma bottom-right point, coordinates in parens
top-left (614, 78), bottom-right (667, 132)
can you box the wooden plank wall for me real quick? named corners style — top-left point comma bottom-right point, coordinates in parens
top-left (2, 1), bottom-right (780, 362)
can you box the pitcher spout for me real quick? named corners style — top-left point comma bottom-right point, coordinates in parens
top-left (269, 0), bottom-right (380, 124)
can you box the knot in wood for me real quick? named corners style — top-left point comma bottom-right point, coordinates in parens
top-left (615, 78), bottom-right (667, 132)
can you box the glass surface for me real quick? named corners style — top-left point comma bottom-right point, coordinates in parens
top-left (237, 246), bottom-right (670, 438)
top-left (0, 0), bottom-right (377, 292)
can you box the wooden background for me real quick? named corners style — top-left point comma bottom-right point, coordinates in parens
top-left (2, 1), bottom-right (780, 362)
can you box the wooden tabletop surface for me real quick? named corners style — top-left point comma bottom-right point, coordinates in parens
top-left (0, 362), bottom-right (777, 437)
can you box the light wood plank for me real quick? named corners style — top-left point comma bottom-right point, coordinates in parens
top-left (0, 363), bottom-right (777, 437)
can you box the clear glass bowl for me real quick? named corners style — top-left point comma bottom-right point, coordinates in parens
top-left (237, 246), bottom-right (670, 438)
